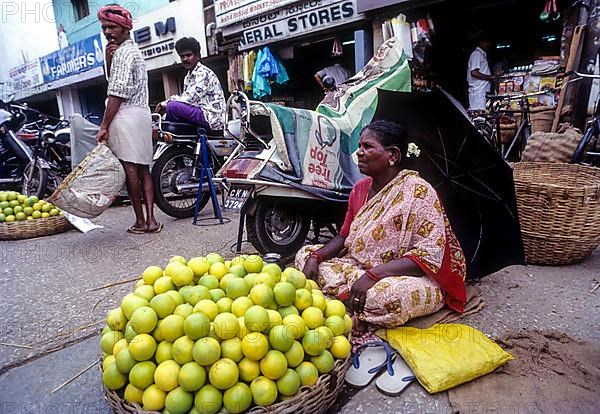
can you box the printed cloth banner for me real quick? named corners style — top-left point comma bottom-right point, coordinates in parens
top-left (254, 38), bottom-right (411, 200)
top-left (40, 34), bottom-right (104, 83)
top-left (316, 37), bottom-right (412, 156)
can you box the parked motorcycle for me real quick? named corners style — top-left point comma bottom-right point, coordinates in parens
top-left (151, 114), bottom-right (237, 218)
top-left (0, 98), bottom-right (49, 198)
top-left (21, 115), bottom-right (71, 196)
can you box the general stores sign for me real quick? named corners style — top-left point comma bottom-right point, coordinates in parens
top-left (223, 0), bottom-right (361, 50)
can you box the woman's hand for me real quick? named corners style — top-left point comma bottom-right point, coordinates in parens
top-left (302, 256), bottom-right (320, 281)
top-left (348, 273), bottom-right (376, 315)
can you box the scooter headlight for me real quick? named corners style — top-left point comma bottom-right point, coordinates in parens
top-left (43, 134), bottom-right (56, 144)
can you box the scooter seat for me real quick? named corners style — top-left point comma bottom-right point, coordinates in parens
top-left (161, 121), bottom-right (224, 138)
top-left (160, 121), bottom-right (198, 136)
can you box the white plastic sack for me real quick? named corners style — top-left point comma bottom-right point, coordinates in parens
top-left (69, 113), bottom-right (99, 168)
top-left (48, 143), bottom-right (125, 218)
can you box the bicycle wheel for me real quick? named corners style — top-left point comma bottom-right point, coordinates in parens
top-left (571, 126), bottom-right (599, 166)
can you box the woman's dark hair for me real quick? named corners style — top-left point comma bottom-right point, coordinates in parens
top-left (175, 37), bottom-right (201, 56)
top-left (362, 120), bottom-right (409, 159)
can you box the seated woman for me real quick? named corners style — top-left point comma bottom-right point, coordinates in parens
top-left (297, 120), bottom-right (467, 335)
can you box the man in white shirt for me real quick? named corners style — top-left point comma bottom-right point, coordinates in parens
top-left (467, 36), bottom-right (495, 111)
top-left (314, 60), bottom-right (352, 91)
top-left (155, 37), bottom-right (226, 130)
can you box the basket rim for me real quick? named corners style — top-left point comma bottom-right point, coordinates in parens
top-left (0, 215), bottom-right (72, 240)
top-left (101, 355), bottom-right (350, 414)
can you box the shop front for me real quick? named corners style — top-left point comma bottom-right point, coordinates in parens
top-left (356, 0), bottom-right (572, 129)
top-left (218, 0), bottom-right (368, 109)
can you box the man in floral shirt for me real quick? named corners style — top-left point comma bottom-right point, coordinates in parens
top-left (155, 37), bottom-right (226, 130)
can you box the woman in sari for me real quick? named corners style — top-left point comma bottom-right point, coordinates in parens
top-left (297, 120), bottom-right (467, 332)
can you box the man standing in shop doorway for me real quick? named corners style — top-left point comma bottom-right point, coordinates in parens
top-left (154, 37), bottom-right (226, 131)
top-left (96, 5), bottom-right (161, 234)
top-left (467, 34), bottom-right (495, 111)
top-left (314, 57), bottom-right (352, 92)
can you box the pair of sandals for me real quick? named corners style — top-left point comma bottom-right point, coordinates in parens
top-left (127, 223), bottom-right (163, 234)
top-left (345, 341), bottom-right (415, 395)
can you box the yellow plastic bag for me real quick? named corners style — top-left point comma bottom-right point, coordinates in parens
top-left (381, 324), bottom-right (513, 393)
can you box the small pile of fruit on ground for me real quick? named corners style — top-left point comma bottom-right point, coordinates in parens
top-left (0, 191), bottom-right (62, 223)
top-left (101, 253), bottom-right (352, 414)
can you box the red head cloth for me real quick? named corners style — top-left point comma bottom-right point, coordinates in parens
top-left (97, 5), bottom-right (133, 30)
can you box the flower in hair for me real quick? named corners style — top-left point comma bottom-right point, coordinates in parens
top-left (407, 142), bottom-right (421, 158)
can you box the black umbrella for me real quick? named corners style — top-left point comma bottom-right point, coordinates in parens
top-left (373, 88), bottom-right (525, 279)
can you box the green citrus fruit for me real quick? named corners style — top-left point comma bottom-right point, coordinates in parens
top-left (209, 358), bottom-right (239, 390)
top-left (178, 361), bottom-right (206, 392)
top-left (192, 337), bottom-right (221, 366)
top-left (129, 360), bottom-right (156, 390)
top-left (222, 382), bottom-right (252, 413)
top-left (165, 386), bottom-right (194, 414)
top-left (194, 384), bottom-right (222, 414)
top-left (250, 376), bottom-right (278, 406)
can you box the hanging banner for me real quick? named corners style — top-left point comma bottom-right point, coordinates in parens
top-left (231, 0), bottom-right (361, 50)
top-left (8, 60), bottom-right (43, 91)
top-left (215, 0), bottom-right (297, 28)
top-left (40, 34), bottom-right (104, 83)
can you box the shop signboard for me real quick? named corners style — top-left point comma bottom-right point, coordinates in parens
top-left (40, 34), bottom-right (104, 84)
top-left (8, 60), bottom-right (43, 91)
top-left (356, 0), bottom-right (410, 13)
top-left (226, 0), bottom-right (362, 50)
top-left (131, 0), bottom-right (208, 70)
top-left (216, 0), bottom-right (297, 28)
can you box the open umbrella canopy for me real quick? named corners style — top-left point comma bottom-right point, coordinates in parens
top-left (373, 88), bottom-right (525, 279)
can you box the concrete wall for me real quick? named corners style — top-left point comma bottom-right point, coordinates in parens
top-left (52, 0), bottom-right (168, 44)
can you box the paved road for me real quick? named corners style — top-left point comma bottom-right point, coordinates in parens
top-left (1, 204), bottom-right (599, 413)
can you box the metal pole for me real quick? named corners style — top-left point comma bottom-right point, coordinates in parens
top-left (573, 0), bottom-right (600, 129)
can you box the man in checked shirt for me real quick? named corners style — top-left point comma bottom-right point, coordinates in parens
top-left (96, 5), bottom-right (162, 234)
top-left (155, 37), bottom-right (226, 131)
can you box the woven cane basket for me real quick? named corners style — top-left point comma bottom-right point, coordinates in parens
top-left (0, 215), bottom-right (72, 240)
top-left (102, 355), bottom-right (350, 414)
top-left (513, 162), bottom-right (600, 265)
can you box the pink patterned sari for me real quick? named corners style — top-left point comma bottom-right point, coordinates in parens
top-left (296, 170), bottom-right (467, 328)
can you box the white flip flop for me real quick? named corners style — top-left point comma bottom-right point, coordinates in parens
top-left (345, 341), bottom-right (395, 387)
top-left (374, 354), bottom-right (415, 395)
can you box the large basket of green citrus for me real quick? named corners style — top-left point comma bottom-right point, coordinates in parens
top-left (100, 253), bottom-right (352, 414)
top-left (0, 191), bottom-right (72, 240)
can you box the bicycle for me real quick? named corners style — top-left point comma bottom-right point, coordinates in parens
top-left (569, 70), bottom-right (600, 167)
top-left (473, 89), bottom-right (552, 160)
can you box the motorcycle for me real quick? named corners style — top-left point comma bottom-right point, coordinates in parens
top-left (151, 114), bottom-right (237, 218)
top-left (0, 98), bottom-right (49, 198)
top-left (214, 91), bottom-right (348, 257)
top-left (21, 114), bottom-right (71, 196)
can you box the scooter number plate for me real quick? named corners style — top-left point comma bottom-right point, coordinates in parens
top-left (223, 185), bottom-right (252, 212)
